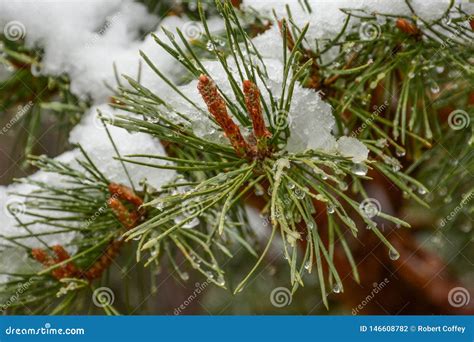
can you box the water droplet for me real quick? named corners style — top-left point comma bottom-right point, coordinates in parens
top-left (408, 71), bottom-right (415, 79)
top-left (388, 248), bottom-right (400, 260)
top-left (304, 261), bottom-right (311, 270)
top-left (288, 182), bottom-right (296, 190)
top-left (206, 41), bottom-right (214, 51)
top-left (216, 276), bottom-right (225, 286)
top-left (254, 186), bottom-right (264, 196)
top-left (351, 163), bottom-right (368, 176)
top-left (30, 64), bottom-right (42, 77)
top-left (430, 83), bottom-right (440, 94)
top-left (417, 187), bottom-right (427, 195)
top-left (395, 149), bottom-right (406, 157)
top-left (339, 182), bottom-right (348, 191)
top-left (376, 138), bottom-right (387, 148)
top-left (333, 284), bottom-right (342, 294)
top-left (327, 205), bottom-right (335, 214)
top-left (307, 222), bottom-right (314, 230)
top-left (294, 188), bottom-right (306, 199)
top-left (181, 272), bottom-right (189, 281)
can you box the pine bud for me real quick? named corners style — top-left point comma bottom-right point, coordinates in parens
top-left (108, 183), bottom-right (143, 208)
top-left (396, 18), bottom-right (419, 36)
top-left (107, 197), bottom-right (136, 229)
top-left (31, 248), bottom-right (50, 265)
top-left (198, 74), bottom-right (251, 158)
top-left (243, 80), bottom-right (272, 155)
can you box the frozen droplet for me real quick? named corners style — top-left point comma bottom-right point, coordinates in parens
top-left (388, 248), bottom-right (400, 261)
top-left (351, 163), bottom-right (368, 176)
